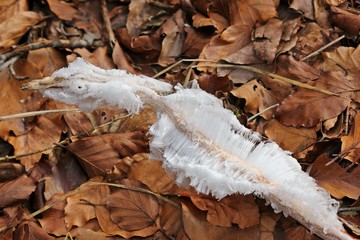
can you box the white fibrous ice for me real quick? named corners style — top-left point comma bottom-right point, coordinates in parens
top-left (30, 58), bottom-right (353, 240)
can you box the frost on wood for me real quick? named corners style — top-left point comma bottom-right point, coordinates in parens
top-left (24, 58), bottom-right (353, 240)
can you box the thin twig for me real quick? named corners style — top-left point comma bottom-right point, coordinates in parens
top-left (100, 0), bottom-right (116, 49)
top-left (0, 39), bottom-right (104, 65)
top-left (192, 64), bottom-right (339, 96)
top-left (339, 206), bottom-right (360, 212)
top-left (152, 59), bottom-right (215, 79)
top-left (0, 109), bottom-right (80, 122)
top-left (300, 35), bottom-right (345, 61)
top-left (248, 103), bottom-right (280, 121)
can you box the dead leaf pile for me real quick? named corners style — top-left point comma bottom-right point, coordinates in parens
top-left (0, 0), bottom-right (360, 239)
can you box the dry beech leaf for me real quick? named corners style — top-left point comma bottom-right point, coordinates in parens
top-left (0, 11), bottom-right (41, 50)
top-left (290, 0), bottom-right (314, 20)
top-left (189, 194), bottom-right (259, 229)
top-left (128, 160), bottom-right (183, 195)
top-left (76, 228), bottom-right (110, 240)
top-left (329, 6), bottom-right (360, 37)
top-left (259, 209), bottom-right (281, 240)
top-left (95, 205), bottom-right (159, 238)
top-left (322, 45), bottom-right (360, 73)
top-left (274, 216), bottom-right (319, 240)
top-left (107, 180), bottom-right (159, 232)
top-left (67, 132), bottom-right (147, 177)
top-left (197, 74), bottom-right (232, 95)
top-left (158, 10), bottom-right (185, 66)
top-left (231, 80), bottom-right (279, 120)
top-left (253, 18), bottom-right (283, 63)
top-left (310, 154), bottom-right (360, 199)
top-left (160, 202), bottom-right (190, 240)
top-left (341, 113), bottom-right (360, 163)
top-left (14, 221), bottom-right (54, 240)
top-left (275, 74), bottom-right (352, 127)
top-left (182, 25), bottom-right (211, 58)
top-left (229, 0), bottom-right (277, 25)
top-left (27, 48), bottom-right (67, 76)
top-left (192, 12), bottom-right (229, 33)
top-left (0, 0), bottom-right (28, 22)
top-left (181, 200), bottom-right (259, 240)
top-left (38, 201), bottom-right (68, 237)
top-left (64, 180), bottom-right (110, 229)
top-left (47, 0), bottom-right (78, 21)
top-left (8, 114), bottom-right (64, 171)
top-left (0, 163), bottom-right (24, 182)
top-left (0, 174), bottom-right (35, 208)
top-left (264, 119), bottom-right (317, 153)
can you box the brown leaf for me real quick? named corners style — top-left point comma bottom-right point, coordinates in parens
top-left (310, 154), bottom-right (360, 199)
top-left (322, 45), bottom-right (360, 73)
top-left (27, 48), bottom-right (67, 76)
top-left (290, 0), bottom-right (314, 20)
top-left (66, 137), bottom-right (123, 178)
top-left (158, 10), bottom-right (185, 66)
top-left (189, 194), bottom-right (259, 229)
top-left (0, 0), bottom-right (29, 23)
top-left (14, 221), bottom-right (54, 240)
top-left (259, 209), bottom-right (281, 240)
top-left (182, 25), bottom-right (211, 58)
top-left (181, 200), bottom-right (259, 240)
top-left (341, 113), bottom-right (360, 163)
top-left (160, 202), bottom-right (190, 240)
top-left (65, 180), bottom-right (110, 229)
top-left (229, 0), bottom-right (277, 25)
top-left (0, 174), bottom-right (35, 207)
top-left (197, 74), bottom-right (232, 94)
top-left (128, 159), bottom-right (183, 195)
top-left (198, 24), bottom-right (253, 70)
top-left (38, 201), bottom-right (68, 236)
top-left (274, 216), bottom-right (320, 240)
top-left (8, 114), bottom-right (64, 171)
top-left (47, 0), bottom-right (78, 21)
top-left (231, 80), bottom-right (279, 120)
top-left (330, 6), bottom-right (360, 37)
top-left (76, 228), bottom-right (110, 240)
top-left (275, 74), bottom-right (352, 127)
top-left (107, 180), bottom-right (159, 231)
top-left (253, 18), bottom-right (283, 63)
top-left (192, 12), bottom-right (229, 33)
top-left (264, 119), bottom-right (317, 153)
top-left (0, 11), bottom-right (41, 51)
top-left (0, 163), bottom-right (24, 182)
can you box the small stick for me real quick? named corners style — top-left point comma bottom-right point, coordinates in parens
top-left (300, 35), bottom-right (345, 61)
top-left (0, 39), bottom-right (104, 65)
top-left (100, 0), bottom-right (116, 49)
top-left (152, 58), bottom-right (215, 79)
top-left (0, 109), bottom-right (80, 122)
top-left (248, 103), bottom-right (280, 121)
top-left (192, 64), bottom-right (339, 96)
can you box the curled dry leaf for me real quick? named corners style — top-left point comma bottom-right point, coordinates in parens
top-left (230, 80), bottom-right (279, 120)
top-left (14, 221), bottom-right (54, 240)
top-left (322, 45), bottom-right (360, 73)
top-left (264, 119), bottom-right (317, 153)
top-left (329, 6), bottom-right (360, 37)
top-left (341, 113), bottom-right (360, 163)
top-left (0, 174), bottom-right (35, 208)
top-left (253, 18), bottom-right (283, 63)
top-left (181, 200), bottom-right (260, 240)
top-left (189, 194), bottom-right (259, 229)
top-left (310, 154), bottom-right (360, 199)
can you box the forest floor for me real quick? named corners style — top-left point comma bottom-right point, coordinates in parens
top-left (0, 0), bottom-right (359, 239)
